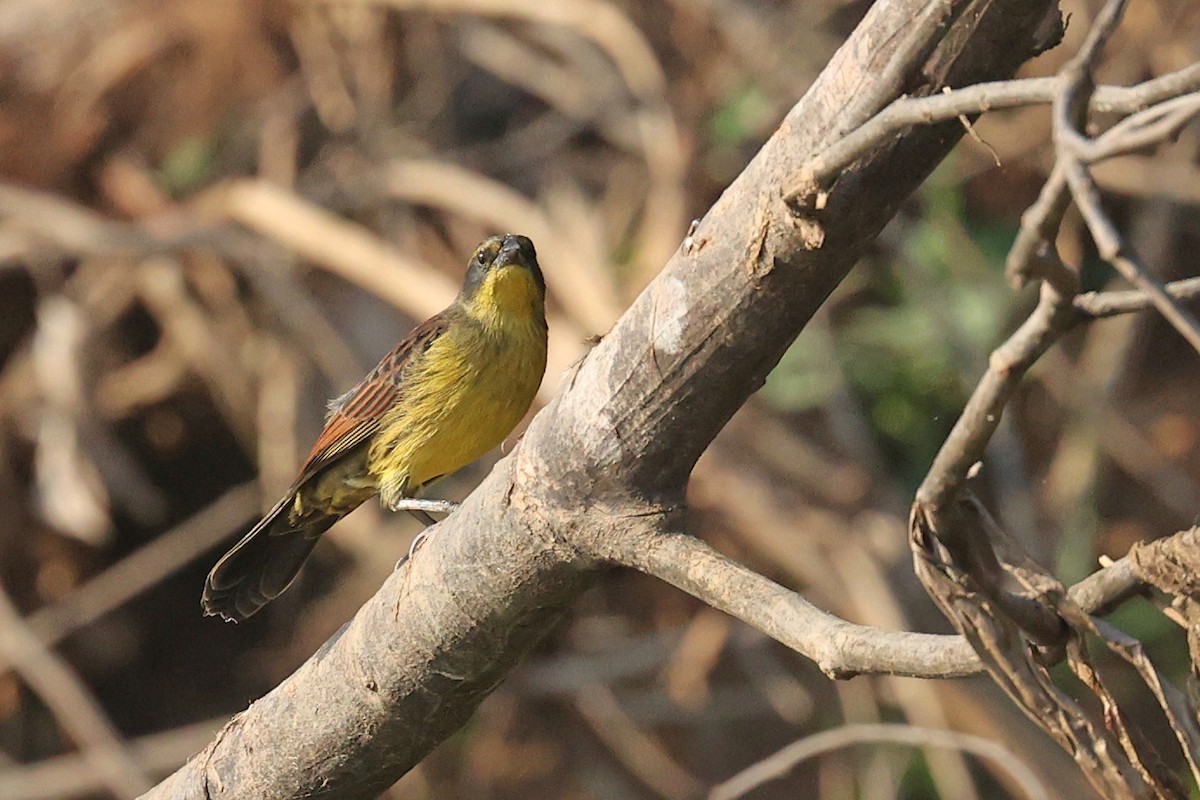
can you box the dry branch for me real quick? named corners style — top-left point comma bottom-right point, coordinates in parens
top-left (708, 722), bottom-right (1052, 800)
top-left (789, 62), bottom-right (1200, 203)
top-left (906, 0), bottom-right (1200, 795)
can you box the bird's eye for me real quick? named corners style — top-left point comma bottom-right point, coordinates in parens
top-left (476, 241), bottom-right (501, 266)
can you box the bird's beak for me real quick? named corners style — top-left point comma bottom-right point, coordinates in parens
top-left (494, 236), bottom-right (534, 270)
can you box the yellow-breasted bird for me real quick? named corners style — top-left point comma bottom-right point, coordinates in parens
top-left (202, 234), bottom-right (548, 622)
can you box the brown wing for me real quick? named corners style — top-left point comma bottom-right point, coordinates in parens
top-left (294, 313), bottom-right (451, 482)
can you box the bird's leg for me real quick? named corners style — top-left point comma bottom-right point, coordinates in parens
top-left (390, 498), bottom-right (461, 570)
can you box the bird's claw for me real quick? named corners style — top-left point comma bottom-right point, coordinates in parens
top-left (394, 529), bottom-right (432, 571)
top-left (391, 500), bottom-right (459, 570)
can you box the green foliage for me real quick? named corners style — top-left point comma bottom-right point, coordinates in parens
top-left (897, 748), bottom-right (938, 799)
top-left (762, 161), bottom-right (1023, 487)
top-left (156, 134), bottom-right (221, 197)
top-left (760, 331), bottom-right (843, 411)
top-left (708, 81), bottom-right (774, 147)
top-left (1055, 495), bottom-right (1103, 586)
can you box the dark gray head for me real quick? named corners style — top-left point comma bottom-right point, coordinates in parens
top-left (461, 234), bottom-right (545, 299)
top-left (459, 234), bottom-right (546, 319)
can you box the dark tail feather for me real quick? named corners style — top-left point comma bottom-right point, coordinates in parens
top-left (202, 496), bottom-right (338, 622)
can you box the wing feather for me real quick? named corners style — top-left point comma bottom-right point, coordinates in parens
top-left (296, 313), bottom-right (450, 481)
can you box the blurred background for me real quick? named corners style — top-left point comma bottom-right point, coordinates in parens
top-left (0, 0), bottom-right (1198, 797)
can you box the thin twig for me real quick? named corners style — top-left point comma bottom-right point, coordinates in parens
top-left (1073, 276), bottom-right (1200, 318)
top-left (708, 723), bottom-right (1051, 800)
top-left (1003, 164), bottom-right (1077, 291)
top-left (1065, 555), bottom-right (1141, 616)
top-left (1050, 0), bottom-right (1129, 161)
top-left (788, 60), bottom-right (1200, 201)
top-left (1064, 160), bottom-right (1200, 353)
top-left (1044, 0), bottom-right (1200, 356)
top-left (850, 0), bottom-right (958, 132)
top-left (1081, 91), bottom-right (1200, 162)
top-left (1054, 81), bottom-right (1200, 348)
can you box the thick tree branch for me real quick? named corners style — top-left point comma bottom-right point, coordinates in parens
top-left (596, 523), bottom-right (980, 680)
top-left (595, 521), bottom-right (1159, 681)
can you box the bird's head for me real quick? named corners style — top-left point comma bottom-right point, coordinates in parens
top-left (460, 234), bottom-right (546, 321)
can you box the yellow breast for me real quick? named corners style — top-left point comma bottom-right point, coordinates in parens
top-left (366, 310), bottom-right (547, 508)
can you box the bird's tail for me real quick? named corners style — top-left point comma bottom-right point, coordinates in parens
top-left (202, 495), bottom-right (339, 622)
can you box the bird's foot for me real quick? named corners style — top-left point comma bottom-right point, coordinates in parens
top-left (387, 498), bottom-right (461, 516)
top-left (391, 500), bottom-right (459, 570)
top-left (394, 529), bottom-right (433, 571)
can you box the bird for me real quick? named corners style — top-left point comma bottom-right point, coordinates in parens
top-left (202, 234), bottom-right (548, 622)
